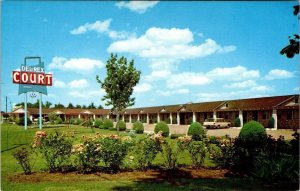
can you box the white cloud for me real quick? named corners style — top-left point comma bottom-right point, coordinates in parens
top-left (224, 80), bottom-right (257, 89)
top-left (68, 79), bottom-right (88, 89)
top-left (167, 72), bottom-right (212, 88)
top-left (294, 87), bottom-right (299, 92)
top-left (250, 85), bottom-right (272, 92)
top-left (115, 1), bottom-right (159, 14)
top-left (69, 89), bottom-right (105, 98)
top-left (206, 65), bottom-right (259, 81)
top-left (70, 19), bottom-right (111, 35)
top-left (145, 70), bottom-right (172, 81)
top-left (134, 83), bottom-right (152, 93)
top-left (108, 27), bottom-right (236, 60)
top-left (265, 69), bottom-right (295, 80)
top-left (53, 80), bottom-right (66, 88)
top-left (157, 88), bottom-right (190, 97)
top-left (48, 57), bottom-right (104, 73)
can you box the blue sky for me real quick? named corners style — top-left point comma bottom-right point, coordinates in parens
top-left (1, 1), bottom-right (299, 111)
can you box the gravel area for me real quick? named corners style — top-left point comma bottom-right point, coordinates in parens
top-left (126, 123), bottom-right (297, 140)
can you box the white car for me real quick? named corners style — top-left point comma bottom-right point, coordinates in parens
top-left (203, 118), bottom-right (231, 129)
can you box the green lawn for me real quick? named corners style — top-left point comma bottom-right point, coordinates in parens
top-left (1, 123), bottom-right (289, 191)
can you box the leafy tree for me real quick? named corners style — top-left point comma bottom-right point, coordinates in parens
top-left (280, 5), bottom-right (299, 58)
top-left (82, 105), bottom-right (87, 109)
top-left (44, 101), bottom-right (52, 109)
top-left (54, 103), bottom-right (65, 109)
top-left (96, 54), bottom-right (141, 133)
top-left (87, 102), bottom-right (96, 109)
top-left (67, 103), bottom-right (74, 109)
top-left (97, 105), bottom-right (103, 109)
top-left (75, 104), bottom-right (82, 109)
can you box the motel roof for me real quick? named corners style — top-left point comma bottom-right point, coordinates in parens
top-left (12, 94), bottom-right (298, 115)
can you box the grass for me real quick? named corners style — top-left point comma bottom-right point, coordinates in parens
top-left (1, 123), bottom-right (294, 191)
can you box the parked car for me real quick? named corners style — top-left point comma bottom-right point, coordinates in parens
top-left (203, 118), bottom-right (231, 129)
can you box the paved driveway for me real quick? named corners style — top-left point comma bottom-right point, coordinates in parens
top-left (126, 123), bottom-right (296, 140)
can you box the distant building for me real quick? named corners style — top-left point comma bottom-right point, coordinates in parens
top-left (6, 94), bottom-right (299, 129)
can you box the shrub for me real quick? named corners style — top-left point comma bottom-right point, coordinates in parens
top-left (16, 117), bottom-right (32, 126)
top-left (187, 141), bottom-right (207, 168)
top-left (109, 126), bottom-right (116, 131)
top-left (234, 117), bottom-right (241, 127)
top-left (162, 140), bottom-right (179, 170)
top-left (239, 120), bottom-right (267, 144)
top-left (133, 121), bottom-right (144, 134)
top-left (72, 118), bottom-right (82, 125)
top-left (36, 131), bottom-right (73, 172)
top-left (154, 121), bottom-right (170, 137)
top-left (99, 135), bottom-right (133, 173)
top-left (134, 133), bottom-right (163, 170)
top-left (268, 117), bottom-right (275, 129)
top-left (54, 116), bottom-right (63, 124)
top-left (12, 147), bottom-right (33, 175)
top-left (187, 122), bottom-right (205, 141)
top-left (103, 119), bottom-right (113, 129)
top-left (94, 118), bottom-right (103, 128)
top-left (170, 134), bottom-right (185, 139)
top-left (116, 120), bottom-right (126, 131)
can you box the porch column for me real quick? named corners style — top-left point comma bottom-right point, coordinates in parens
top-left (122, 115), bottom-right (125, 121)
top-left (129, 114), bottom-right (132, 123)
top-left (272, 109), bottom-right (278, 130)
top-left (192, 112), bottom-right (196, 123)
top-left (170, 113), bottom-right (172, 124)
top-left (147, 113), bottom-right (149, 124)
top-left (239, 110), bottom-right (243, 127)
top-left (29, 115), bottom-right (33, 121)
top-left (213, 111), bottom-right (217, 120)
top-left (177, 112), bottom-right (180, 125)
top-left (93, 114), bottom-right (96, 120)
top-left (78, 114), bottom-right (81, 119)
top-left (107, 114), bottom-right (109, 119)
top-left (137, 114), bottom-right (140, 121)
top-left (157, 113), bottom-right (160, 123)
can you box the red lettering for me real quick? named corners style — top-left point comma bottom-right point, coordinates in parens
top-left (12, 71), bottom-right (20, 83)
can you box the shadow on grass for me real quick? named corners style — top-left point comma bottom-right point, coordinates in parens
top-left (111, 169), bottom-right (299, 191)
top-left (1, 144), bottom-right (28, 153)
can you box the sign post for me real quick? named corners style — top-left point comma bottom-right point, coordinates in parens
top-left (12, 57), bottom-right (52, 130)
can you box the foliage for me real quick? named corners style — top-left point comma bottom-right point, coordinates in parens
top-left (133, 132), bottom-right (164, 170)
top-left (67, 103), bottom-right (74, 109)
top-left (268, 117), bottom-right (275, 129)
top-left (187, 141), bottom-right (207, 168)
top-left (54, 116), bottom-right (63, 124)
top-left (16, 117), bottom-right (32, 126)
top-left (74, 139), bottom-right (101, 173)
top-left (132, 121), bottom-right (144, 134)
top-left (116, 120), bottom-right (126, 131)
top-left (238, 120), bottom-right (267, 144)
top-left (71, 118), bottom-right (82, 125)
top-left (154, 121), bottom-right (170, 137)
top-left (187, 122), bottom-right (205, 141)
top-left (99, 135), bottom-right (133, 173)
top-left (35, 131), bottom-right (73, 172)
top-left (103, 119), bottom-right (113, 129)
top-left (161, 141), bottom-right (179, 170)
top-left (96, 54), bottom-right (141, 133)
top-left (234, 117), bottom-right (241, 127)
top-left (170, 134), bottom-right (185, 139)
top-left (94, 118), bottom-right (103, 128)
top-left (12, 147), bottom-right (33, 175)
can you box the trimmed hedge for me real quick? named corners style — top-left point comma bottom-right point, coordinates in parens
top-left (154, 121), bottom-right (170, 137)
top-left (234, 117), bottom-right (241, 127)
top-left (116, 120), bottom-right (126, 131)
top-left (16, 117), bottom-right (32, 126)
top-left (103, 119), bottom-right (113, 129)
top-left (187, 122), bottom-right (204, 140)
top-left (94, 118), bottom-right (103, 128)
top-left (239, 120), bottom-right (267, 143)
top-left (133, 121), bottom-right (144, 134)
top-left (268, 117), bottom-right (275, 129)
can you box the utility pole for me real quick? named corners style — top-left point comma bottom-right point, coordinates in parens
top-left (6, 96), bottom-right (7, 112)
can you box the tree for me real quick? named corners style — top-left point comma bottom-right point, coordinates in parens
top-left (44, 101), bottom-right (52, 109)
top-left (97, 105), bottom-right (103, 109)
top-left (280, 5), bottom-right (299, 58)
top-left (96, 54), bottom-right (141, 133)
top-left (54, 103), bottom-right (65, 109)
top-left (87, 102), bottom-right (96, 109)
top-left (67, 103), bottom-right (74, 109)
top-left (82, 105), bottom-right (87, 109)
top-left (75, 104), bottom-right (82, 109)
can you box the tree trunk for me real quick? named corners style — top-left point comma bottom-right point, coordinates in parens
top-left (116, 111), bottom-right (120, 135)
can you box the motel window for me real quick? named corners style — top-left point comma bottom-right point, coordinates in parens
top-left (225, 103), bottom-right (228, 108)
top-left (277, 113), bottom-right (281, 120)
top-left (295, 98), bottom-right (299, 104)
top-left (287, 111), bottom-right (292, 120)
top-left (262, 112), bottom-right (267, 120)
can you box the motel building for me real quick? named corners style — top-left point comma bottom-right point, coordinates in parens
top-left (6, 94), bottom-right (299, 130)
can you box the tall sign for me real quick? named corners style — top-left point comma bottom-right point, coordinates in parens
top-left (12, 57), bottom-right (52, 130)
